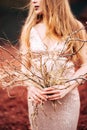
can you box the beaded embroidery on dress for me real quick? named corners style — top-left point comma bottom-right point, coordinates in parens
top-left (28, 27), bottom-right (80, 130)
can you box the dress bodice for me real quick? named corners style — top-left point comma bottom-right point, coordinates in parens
top-left (30, 27), bottom-right (67, 52)
top-left (29, 27), bottom-right (75, 87)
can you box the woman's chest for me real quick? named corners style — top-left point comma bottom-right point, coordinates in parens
top-left (30, 27), bottom-right (67, 52)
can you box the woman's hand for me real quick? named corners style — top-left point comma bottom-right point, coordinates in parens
top-left (42, 85), bottom-right (72, 101)
top-left (29, 86), bottom-right (48, 104)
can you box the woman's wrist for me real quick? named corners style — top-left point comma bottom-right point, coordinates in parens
top-left (65, 80), bottom-right (78, 90)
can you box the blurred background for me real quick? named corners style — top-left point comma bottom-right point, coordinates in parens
top-left (0, 0), bottom-right (87, 44)
top-left (0, 1), bottom-right (87, 130)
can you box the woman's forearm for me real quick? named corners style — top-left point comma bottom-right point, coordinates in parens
top-left (65, 64), bottom-right (87, 90)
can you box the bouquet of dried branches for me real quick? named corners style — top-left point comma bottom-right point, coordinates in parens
top-left (0, 27), bottom-right (87, 97)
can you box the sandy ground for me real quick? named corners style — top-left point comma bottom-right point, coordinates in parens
top-left (0, 45), bottom-right (87, 130)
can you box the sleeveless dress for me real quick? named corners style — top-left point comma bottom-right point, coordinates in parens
top-left (27, 28), bottom-right (80, 130)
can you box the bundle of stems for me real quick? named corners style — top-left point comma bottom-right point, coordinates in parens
top-left (0, 27), bottom-right (87, 97)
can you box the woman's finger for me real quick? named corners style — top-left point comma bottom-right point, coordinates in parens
top-left (47, 93), bottom-right (61, 100)
top-left (42, 89), bottom-right (60, 95)
top-left (44, 87), bottom-right (56, 91)
top-left (32, 94), bottom-right (42, 103)
top-left (36, 92), bottom-right (47, 101)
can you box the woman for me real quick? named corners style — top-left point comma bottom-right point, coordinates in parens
top-left (20, 0), bottom-right (87, 130)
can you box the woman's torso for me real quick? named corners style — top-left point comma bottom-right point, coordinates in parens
top-left (29, 26), bottom-right (76, 88)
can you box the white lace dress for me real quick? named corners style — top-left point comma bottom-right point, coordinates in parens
top-left (27, 28), bottom-right (80, 130)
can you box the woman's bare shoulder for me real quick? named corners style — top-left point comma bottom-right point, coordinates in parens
top-left (76, 20), bottom-right (87, 39)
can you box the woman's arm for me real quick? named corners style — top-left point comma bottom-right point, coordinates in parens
top-left (21, 44), bottom-right (48, 104)
top-left (65, 40), bottom-right (87, 90)
top-left (43, 24), bottom-right (87, 100)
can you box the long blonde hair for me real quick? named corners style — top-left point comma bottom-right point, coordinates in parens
top-left (20, 0), bottom-right (87, 67)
